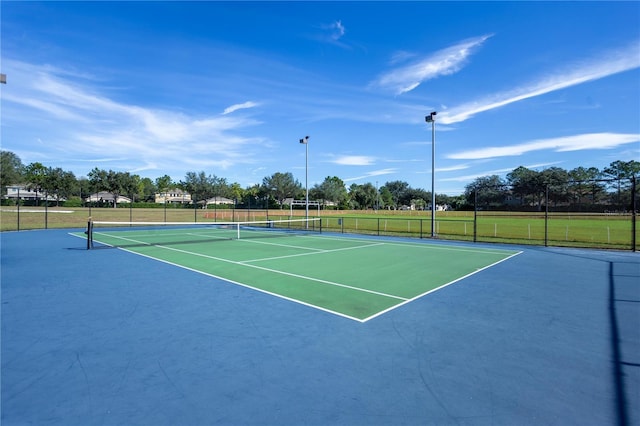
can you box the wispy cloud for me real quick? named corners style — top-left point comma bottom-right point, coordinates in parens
top-left (343, 168), bottom-right (397, 182)
top-left (440, 41), bottom-right (640, 124)
top-left (440, 162), bottom-right (562, 182)
top-left (437, 164), bottom-right (471, 172)
top-left (325, 20), bottom-right (345, 42)
top-left (331, 155), bottom-right (376, 166)
top-left (313, 20), bottom-right (348, 47)
top-left (2, 59), bottom-right (265, 177)
top-left (222, 101), bottom-right (259, 115)
top-left (372, 34), bottom-right (493, 95)
top-left (448, 133), bottom-right (640, 160)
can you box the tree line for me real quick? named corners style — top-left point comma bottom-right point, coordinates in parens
top-left (466, 162), bottom-right (639, 211)
top-left (0, 150), bottom-right (638, 211)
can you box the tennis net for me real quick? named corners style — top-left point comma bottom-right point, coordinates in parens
top-left (86, 217), bottom-right (322, 249)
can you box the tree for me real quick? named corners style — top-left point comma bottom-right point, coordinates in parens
top-left (43, 167), bottom-right (76, 206)
top-left (153, 175), bottom-right (172, 203)
top-left (77, 177), bottom-right (92, 201)
top-left (243, 184), bottom-right (261, 209)
top-left (0, 151), bottom-right (24, 195)
top-left (383, 181), bottom-right (410, 209)
top-left (88, 168), bottom-right (136, 208)
top-left (464, 175), bottom-right (507, 209)
top-left (155, 175), bottom-right (173, 193)
top-left (138, 177), bottom-right (157, 202)
top-left (348, 183), bottom-right (377, 209)
top-left (406, 187), bottom-right (429, 210)
top-left (540, 167), bottom-right (570, 207)
top-left (379, 186), bottom-right (393, 210)
top-left (603, 160), bottom-right (640, 208)
top-left (210, 175), bottom-right (230, 199)
top-left (125, 174), bottom-right (142, 202)
top-left (229, 182), bottom-right (244, 204)
top-left (603, 160), bottom-right (640, 181)
top-left (568, 167), bottom-right (604, 207)
top-left (24, 162), bottom-right (48, 205)
top-left (313, 176), bottom-right (347, 208)
top-left (181, 171), bottom-right (214, 205)
top-left (347, 184), bottom-right (361, 209)
top-left (507, 166), bottom-right (542, 209)
top-left (262, 172), bottom-right (301, 207)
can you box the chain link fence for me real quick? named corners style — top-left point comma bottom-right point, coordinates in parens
top-left (2, 178), bottom-right (638, 251)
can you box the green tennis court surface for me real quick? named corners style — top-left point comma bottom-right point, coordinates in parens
top-left (83, 226), bottom-right (521, 322)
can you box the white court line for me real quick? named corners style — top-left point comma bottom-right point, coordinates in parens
top-left (303, 233), bottom-right (518, 255)
top-left (86, 231), bottom-right (521, 323)
top-left (360, 250), bottom-right (523, 322)
top-left (235, 238), bottom-right (328, 252)
top-left (238, 240), bottom-right (385, 263)
top-left (93, 233), bottom-right (406, 302)
top-left (107, 245), bottom-right (368, 322)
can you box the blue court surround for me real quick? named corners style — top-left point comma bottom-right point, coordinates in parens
top-left (1, 229), bottom-right (638, 426)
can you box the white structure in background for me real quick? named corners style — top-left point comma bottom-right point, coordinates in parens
top-left (85, 192), bottom-right (131, 205)
top-left (154, 189), bottom-right (192, 205)
top-left (202, 196), bottom-right (234, 207)
top-left (4, 185), bottom-right (60, 203)
top-left (284, 198), bottom-right (321, 216)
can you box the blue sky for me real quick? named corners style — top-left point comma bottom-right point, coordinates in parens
top-left (1, 1), bottom-right (639, 195)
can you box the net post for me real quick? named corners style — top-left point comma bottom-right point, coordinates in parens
top-left (236, 222), bottom-right (240, 240)
top-left (86, 217), bottom-right (93, 250)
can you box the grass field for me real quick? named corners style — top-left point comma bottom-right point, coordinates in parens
top-left (1, 206), bottom-right (637, 250)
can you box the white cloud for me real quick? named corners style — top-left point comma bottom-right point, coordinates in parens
top-left (222, 101), bottom-right (259, 115)
top-left (330, 20), bottom-right (345, 42)
top-left (448, 133), bottom-right (640, 160)
top-left (343, 168), bottom-right (397, 182)
top-left (2, 59), bottom-right (265, 176)
top-left (440, 41), bottom-right (640, 124)
top-left (319, 20), bottom-right (346, 43)
top-left (372, 34), bottom-right (493, 95)
top-left (332, 155), bottom-right (376, 166)
top-left (440, 162), bottom-right (562, 182)
top-left (437, 164), bottom-right (471, 172)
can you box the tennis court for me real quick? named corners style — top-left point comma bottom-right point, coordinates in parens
top-left (79, 219), bottom-right (521, 322)
top-left (2, 227), bottom-right (638, 426)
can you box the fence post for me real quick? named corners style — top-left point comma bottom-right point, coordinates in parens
top-left (17, 188), bottom-right (20, 231)
top-left (473, 189), bottom-right (477, 243)
top-left (45, 191), bottom-right (48, 229)
top-left (544, 185), bottom-right (549, 247)
top-left (632, 176), bottom-right (637, 252)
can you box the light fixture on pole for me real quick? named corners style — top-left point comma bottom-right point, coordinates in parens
top-left (425, 112), bottom-right (437, 238)
top-left (299, 136), bottom-right (309, 227)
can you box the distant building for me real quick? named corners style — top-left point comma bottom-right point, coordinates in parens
top-left (85, 192), bottom-right (131, 204)
top-left (4, 185), bottom-right (60, 202)
top-left (154, 189), bottom-right (192, 204)
top-left (202, 196), bottom-right (234, 206)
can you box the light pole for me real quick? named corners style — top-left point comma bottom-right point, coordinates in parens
top-left (299, 136), bottom-right (309, 227)
top-left (425, 112), bottom-right (437, 237)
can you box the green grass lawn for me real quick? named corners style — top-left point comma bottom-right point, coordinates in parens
top-left (2, 206), bottom-right (637, 250)
top-left (318, 211), bottom-right (637, 249)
